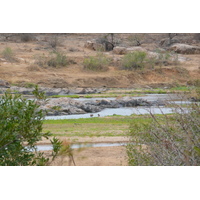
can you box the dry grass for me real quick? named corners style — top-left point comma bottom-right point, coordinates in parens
top-left (0, 34), bottom-right (199, 88)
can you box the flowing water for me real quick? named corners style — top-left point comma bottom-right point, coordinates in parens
top-left (39, 94), bottom-right (192, 151)
top-left (45, 106), bottom-right (176, 120)
top-left (45, 94), bottom-right (191, 120)
top-left (35, 142), bottom-right (128, 151)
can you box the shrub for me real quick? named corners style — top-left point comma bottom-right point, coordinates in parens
top-left (194, 33), bottom-right (200, 41)
top-left (20, 33), bottom-right (35, 42)
top-left (154, 49), bottom-right (174, 67)
top-left (23, 82), bottom-right (37, 88)
top-left (34, 54), bottom-right (47, 68)
top-left (0, 87), bottom-right (62, 166)
top-left (127, 100), bottom-right (200, 166)
top-left (27, 64), bottom-right (42, 71)
top-left (34, 51), bottom-right (68, 68)
top-left (121, 51), bottom-right (147, 70)
top-left (1, 47), bottom-right (16, 62)
top-left (48, 35), bottom-right (63, 49)
top-left (47, 51), bottom-right (68, 67)
top-left (127, 34), bottom-right (146, 46)
top-left (83, 53), bottom-right (110, 71)
top-left (187, 79), bottom-right (200, 101)
top-left (146, 49), bottom-right (179, 69)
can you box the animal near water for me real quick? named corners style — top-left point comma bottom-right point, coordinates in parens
top-left (90, 114), bottom-right (100, 117)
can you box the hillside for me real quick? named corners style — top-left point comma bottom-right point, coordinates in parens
top-left (0, 33), bottom-right (199, 89)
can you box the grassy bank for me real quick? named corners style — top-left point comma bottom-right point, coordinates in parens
top-left (49, 86), bottom-right (194, 99)
top-left (43, 115), bottom-right (153, 138)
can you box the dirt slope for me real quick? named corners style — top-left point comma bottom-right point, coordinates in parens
top-left (0, 33), bottom-right (199, 89)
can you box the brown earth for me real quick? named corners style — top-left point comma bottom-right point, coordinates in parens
top-left (0, 33), bottom-right (199, 89)
top-left (38, 136), bottom-right (129, 166)
top-left (47, 146), bottom-right (128, 166)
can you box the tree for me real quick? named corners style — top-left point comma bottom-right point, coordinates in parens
top-left (0, 87), bottom-right (62, 166)
top-left (127, 99), bottom-right (200, 166)
top-left (168, 33), bottom-right (177, 46)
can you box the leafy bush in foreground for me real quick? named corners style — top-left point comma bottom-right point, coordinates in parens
top-left (0, 87), bottom-right (62, 166)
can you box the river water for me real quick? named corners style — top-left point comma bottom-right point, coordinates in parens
top-left (36, 142), bottom-right (128, 151)
top-left (45, 94), bottom-right (190, 120)
top-left (38, 94), bottom-right (192, 151)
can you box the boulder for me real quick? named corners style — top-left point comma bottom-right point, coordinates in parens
top-left (84, 40), bottom-right (114, 51)
top-left (84, 40), bottom-right (95, 50)
top-left (62, 107), bottom-right (86, 115)
top-left (159, 38), bottom-right (180, 47)
top-left (0, 79), bottom-right (10, 88)
top-left (168, 43), bottom-right (200, 54)
top-left (93, 43), bottom-right (105, 51)
top-left (126, 47), bottom-right (147, 53)
top-left (84, 40), bottom-right (104, 51)
top-left (113, 46), bottom-right (147, 55)
top-left (80, 104), bottom-right (102, 113)
top-left (113, 46), bottom-right (127, 55)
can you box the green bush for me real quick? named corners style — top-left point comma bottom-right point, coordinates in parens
top-left (47, 51), bottom-right (68, 67)
top-left (127, 34), bottom-right (146, 46)
top-left (155, 49), bottom-right (172, 66)
top-left (121, 51), bottom-right (147, 70)
top-left (34, 51), bottom-right (68, 68)
top-left (83, 53), bottom-right (110, 71)
top-left (20, 33), bottom-right (35, 42)
top-left (127, 101), bottom-right (200, 166)
top-left (0, 87), bottom-right (63, 166)
top-left (1, 47), bottom-right (16, 62)
top-left (150, 49), bottom-right (179, 67)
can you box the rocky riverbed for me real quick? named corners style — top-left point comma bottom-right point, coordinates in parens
top-left (39, 96), bottom-right (165, 116)
top-left (0, 83), bottom-right (107, 96)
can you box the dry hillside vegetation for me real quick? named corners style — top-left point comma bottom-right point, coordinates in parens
top-left (0, 33), bottom-right (199, 89)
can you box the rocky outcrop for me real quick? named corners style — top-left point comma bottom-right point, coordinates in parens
top-left (0, 79), bottom-right (10, 88)
top-left (126, 47), bottom-right (147, 53)
top-left (84, 39), bottom-right (114, 51)
top-left (112, 47), bottom-right (127, 55)
top-left (159, 38), bottom-right (180, 47)
top-left (112, 46), bottom-right (147, 55)
top-left (0, 86), bottom-right (107, 95)
top-left (39, 97), bottom-right (164, 116)
top-left (168, 43), bottom-right (200, 54)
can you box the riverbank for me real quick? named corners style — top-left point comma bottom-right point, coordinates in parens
top-left (39, 115), bottom-right (152, 166)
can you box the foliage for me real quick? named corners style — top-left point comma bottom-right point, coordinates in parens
top-left (0, 87), bottom-right (62, 166)
top-left (20, 33), bottom-right (35, 42)
top-left (121, 51), bottom-right (147, 70)
top-left (127, 34), bottom-right (146, 46)
top-left (186, 79), bottom-right (200, 101)
top-left (127, 102), bottom-right (200, 166)
top-left (51, 105), bottom-right (61, 111)
top-left (145, 49), bottom-right (179, 69)
top-left (21, 82), bottom-right (37, 88)
top-left (32, 85), bottom-right (47, 101)
top-left (48, 35), bottom-right (61, 49)
top-left (1, 47), bottom-right (16, 62)
top-left (155, 49), bottom-right (171, 66)
top-left (83, 53), bottom-right (110, 71)
top-left (47, 51), bottom-right (68, 67)
top-left (155, 49), bottom-right (179, 67)
top-left (34, 51), bottom-right (68, 68)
